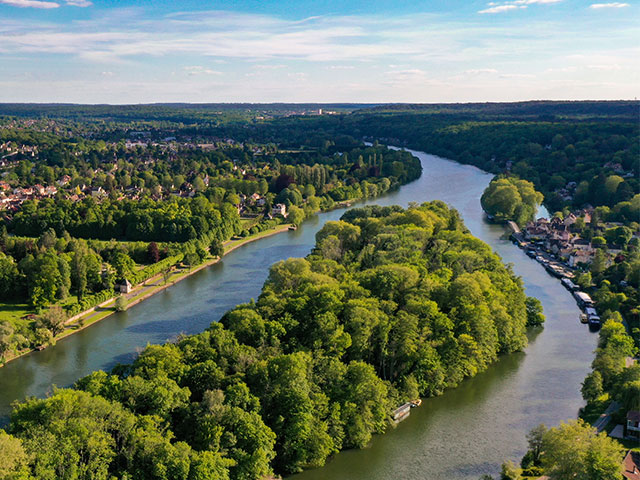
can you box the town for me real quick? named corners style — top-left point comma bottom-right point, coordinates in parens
top-left (510, 208), bottom-right (638, 328)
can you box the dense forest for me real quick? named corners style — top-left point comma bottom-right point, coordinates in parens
top-left (0, 134), bottom-right (421, 362)
top-left (0, 203), bottom-right (542, 480)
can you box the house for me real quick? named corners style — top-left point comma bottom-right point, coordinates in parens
top-left (90, 186), bottom-right (106, 198)
top-left (623, 450), bottom-right (640, 480)
top-left (118, 279), bottom-right (133, 294)
top-left (569, 250), bottom-right (594, 267)
top-left (571, 238), bottom-right (592, 251)
top-left (57, 175), bottom-right (72, 186)
top-left (627, 411), bottom-right (640, 440)
top-left (271, 203), bottom-right (287, 218)
top-left (563, 213), bottom-right (577, 228)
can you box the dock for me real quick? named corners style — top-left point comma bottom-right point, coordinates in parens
top-left (507, 221), bottom-right (521, 234)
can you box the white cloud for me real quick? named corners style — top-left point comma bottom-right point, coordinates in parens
top-left (65, 0), bottom-right (92, 6)
top-left (184, 66), bottom-right (222, 76)
top-left (465, 68), bottom-right (498, 75)
top-left (589, 2), bottom-right (629, 8)
top-left (479, 5), bottom-right (525, 13)
top-left (513, 0), bottom-right (562, 4)
top-left (499, 73), bottom-right (535, 78)
top-left (0, 8), bottom-right (637, 103)
top-left (587, 64), bottom-right (622, 70)
top-left (252, 64), bottom-right (286, 70)
top-left (101, 71), bottom-right (114, 76)
top-left (0, 0), bottom-right (59, 8)
top-left (479, 0), bottom-right (562, 13)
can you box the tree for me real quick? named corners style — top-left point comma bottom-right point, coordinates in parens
top-left (21, 250), bottom-right (62, 309)
top-left (500, 460), bottom-right (521, 480)
top-left (210, 238), bottom-right (224, 258)
top-left (115, 296), bottom-right (128, 312)
top-left (581, 371), bottom-right (604, 403)
top-left (0, 253), bottom-right (19, 300)
top-left (111, 251), bottom-right (136, 280)
top-left (541, 419), bottom-right (623, 480)
top-left (37, 306), bottom-right (66, 337)
top-left (525, 297), bottom-right (545, 327)
top-left (620, 379), bottom-right (640, 411)
top-left (185, 253), bottom-right (200, 272)
top-left (163, 266), bottom-right (173, 285)
top-left (0, 322), bottom-right (15, 358)
top-left (193, 176), bottom-right (206, 192)
top-left (147, 241), bottom-right (160, 263)
top-left (576, 271), bottom-right (592, 289)
top-left (0, 430), bottom-right (32, 480)
top-left (287, 205), bottom-right (305, 226)
top-left (37, 228), bottom-right (57, 250)
top-left (525, 424), bottom-right (546, 466)
top-left (481, 176), bottom-right (543, 226)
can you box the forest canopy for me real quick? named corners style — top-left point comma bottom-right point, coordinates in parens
top-left (481, 176), bottom-right (544, 226)
top-left (0, 202), bottom-right (540, 479)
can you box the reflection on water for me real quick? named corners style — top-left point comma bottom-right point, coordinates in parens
top-left (0, 149), bottom-right (596, 480)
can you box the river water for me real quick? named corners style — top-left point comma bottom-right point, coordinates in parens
top-left (0, 149), bottom-right (597, 479)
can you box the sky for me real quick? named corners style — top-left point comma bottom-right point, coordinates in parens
top-left (0, 0), bottom-right (638, 103)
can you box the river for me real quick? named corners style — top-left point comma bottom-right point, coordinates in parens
top-left (0, 148), bottom-right (598, 479)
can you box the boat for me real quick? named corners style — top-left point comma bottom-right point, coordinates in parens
top-left (288, 225), bottom-right (297, 231)
top-left (580, 313), bottom-right (588, 324)
top-left (392, 403), bottom-right (412, 422)
top-left (410, 399), bottom-right (422, 408)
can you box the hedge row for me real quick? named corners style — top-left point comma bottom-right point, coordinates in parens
top-left (64, 288), bottom-right (115, 318)
top-left (129, 253), bottom-right (185, 285)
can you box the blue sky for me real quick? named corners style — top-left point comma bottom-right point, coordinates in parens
top-left (0, 0), bottom-right (637, 103)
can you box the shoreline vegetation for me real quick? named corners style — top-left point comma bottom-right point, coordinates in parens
top-left (0, 223), bottom-right (293, 368)
top-left (0, 202), bottom-right (542, 480)
top-left (0, 197), bottom-right (366, 369)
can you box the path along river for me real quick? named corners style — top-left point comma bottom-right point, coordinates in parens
top-left (0, 148), bottom-right (598, 479)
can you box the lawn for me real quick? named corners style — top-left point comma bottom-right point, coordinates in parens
top-left (0, 301), bottom-right (34, 326)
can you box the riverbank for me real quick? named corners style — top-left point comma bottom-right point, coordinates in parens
top-left (0, 148), bottom-right (598, 480)
top-left (0, 189), bottom-right (400, 369)
top-left (0, 223), bottom-right (292, 368)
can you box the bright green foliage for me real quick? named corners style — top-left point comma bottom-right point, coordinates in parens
top-left (580, 371), bottom-right (604, 403)
top-left (5, 203), bottom-right (536, 479)
top-left (0, 430), bottom-right (32, 480)
top-left (540, 419), bottom-right (624, 480)
top-left (481, 176), bottom-right (544, 226)
top-left (500, 460), bottom-right (522, 480)
top-left (287, 205), bottom-right (305, 226)
top-left (111, 251), bottom-right (136, 280)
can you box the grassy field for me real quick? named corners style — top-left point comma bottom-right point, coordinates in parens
top-left (0, 301), bottom-right (33, 326)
